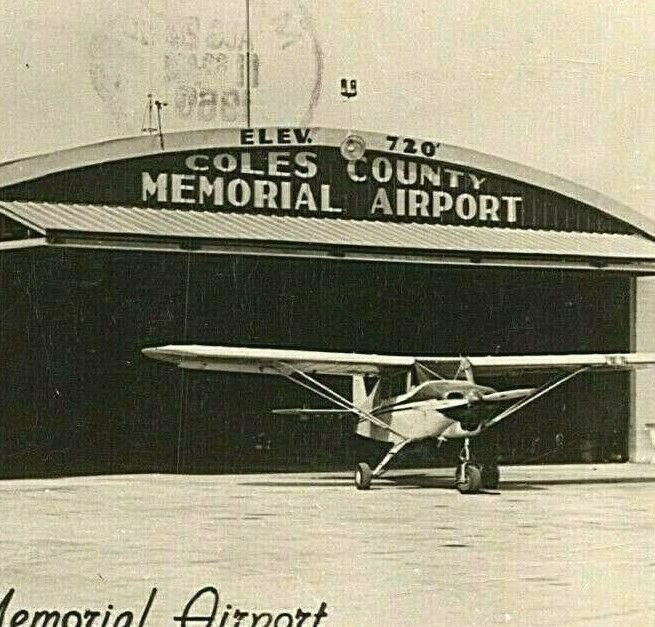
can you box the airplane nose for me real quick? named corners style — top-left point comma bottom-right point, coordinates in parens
top-left (467, 391), bottom-right (483, 404)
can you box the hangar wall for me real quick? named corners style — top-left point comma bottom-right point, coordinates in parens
top-left (0, 245), bottom-right (632, 478)
top-left (633, 276), bottom-right (655, 462)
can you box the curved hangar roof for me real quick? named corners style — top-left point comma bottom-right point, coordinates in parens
top-left (0, 127), bottom-right (654, 272)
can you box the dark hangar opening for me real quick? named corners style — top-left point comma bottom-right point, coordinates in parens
top-left (0, 246), bottom-right (631, 478)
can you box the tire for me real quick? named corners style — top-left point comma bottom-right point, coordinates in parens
top-left (354, 462), bottom-right (373, 490)
top-left (480, 464), bottom-right (500, 489)
top-left (456, 463), bottom-right (482, 494)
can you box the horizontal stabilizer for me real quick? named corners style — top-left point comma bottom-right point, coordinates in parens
top-left (481, 388), bottom-right (536, 402)
top-left (271, 408), bottom-right (355, 416)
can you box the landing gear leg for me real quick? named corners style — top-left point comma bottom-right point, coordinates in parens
top-left (455, 438), bottom-right (482, 494)
top-left (354, 439), bottom-right (412, 490)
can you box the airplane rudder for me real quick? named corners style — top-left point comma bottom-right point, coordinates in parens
top-left (352, 374), bottom-right (367, 407)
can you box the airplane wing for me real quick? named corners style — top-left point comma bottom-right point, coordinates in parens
top-left (142, 345), bottom-right (415, 376)
top-left (415, 353), bottom-right (655, 431)
top-left (144, 346), bottom-right (655, 377)
top-left (440, 353), bottom-right (655, 432)
top-left (142, 344), bottom-right (414, 440)
top-left (143, 346), bottom-right (655, 386)
top-left (416, 352), bottom-right (655, 377)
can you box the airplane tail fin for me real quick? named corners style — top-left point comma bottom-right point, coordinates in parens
top-left (456, 357), bottom-right (476, 383)
top-left (352, 375), bottom-right (378, 412)
top-left (354, 375), bottom-right (389, 441)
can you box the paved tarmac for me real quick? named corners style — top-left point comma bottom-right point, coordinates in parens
top-left (1, 464), bottom-right (654, 627)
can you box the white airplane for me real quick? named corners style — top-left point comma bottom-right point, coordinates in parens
top-left (142, 345), bottom-right (655, 493)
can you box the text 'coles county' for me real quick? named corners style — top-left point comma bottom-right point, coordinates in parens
top-left (140, 139), bottom-right (522, 224)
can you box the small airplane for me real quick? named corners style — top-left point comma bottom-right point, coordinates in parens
top-left (142, 345), bottom-right (655, 493)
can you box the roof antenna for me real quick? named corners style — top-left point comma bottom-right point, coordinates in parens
top-left (155, 99), bottom-right (168, 150)
top-left (141, 94), bottom-right (157, 135)
top-left (141, 93), bottom-right (168, 150)
top-left (245, 0), bottom-right (252, 127)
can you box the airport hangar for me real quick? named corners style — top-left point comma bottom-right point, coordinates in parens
top-left (0, 127), bottom-right (655, 478)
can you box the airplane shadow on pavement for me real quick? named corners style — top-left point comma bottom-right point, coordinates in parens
top-left (240, 473), bottom-right (508, 492)
top-left (240, 473), bottom-right (655, 491)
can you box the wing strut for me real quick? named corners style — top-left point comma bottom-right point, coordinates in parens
top-left (414, 361), bottom-right (446, 381)
top-left (372, 439), bottom-right (413, 478)
top-left (482, 366), bottom-right (592, 431)
top-left (273, 361), bottom-right (408, 441)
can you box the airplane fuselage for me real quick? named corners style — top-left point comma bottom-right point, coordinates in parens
top-left (356, 379), bottom-right (529, 443)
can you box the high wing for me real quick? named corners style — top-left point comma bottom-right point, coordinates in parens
top-left (428, 353), bottom-right (655, 432)
top-left (143, 345), bottom-right (655, 376)
top-left (142, 344), bottom-right (414, 440)
top-left (416, 352), bottom-right (655, 378)
top-left (142, 345), bottom-right (414, 376)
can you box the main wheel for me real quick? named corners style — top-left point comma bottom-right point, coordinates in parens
top-left (480, 464), bottom-right (500, 489)
top-left (354, 462), bottom-right (373, 490)
top-left (456, 463), bottom-right (482, 494)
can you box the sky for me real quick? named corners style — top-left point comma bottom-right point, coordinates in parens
top-left (0, 0), bottom-right (654, 217)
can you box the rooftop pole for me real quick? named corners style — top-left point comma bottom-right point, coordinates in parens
top-left (245, 0), bottom-right (251, 127)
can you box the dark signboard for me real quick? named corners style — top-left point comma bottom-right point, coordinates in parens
top-left (0, 128), bottom-right (631, 233)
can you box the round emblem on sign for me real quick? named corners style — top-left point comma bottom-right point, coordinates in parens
top-left (340, 135), bottom-right (366, 161)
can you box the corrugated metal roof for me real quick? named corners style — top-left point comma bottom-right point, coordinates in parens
top-left (2, 200), bottom-right (655, 261)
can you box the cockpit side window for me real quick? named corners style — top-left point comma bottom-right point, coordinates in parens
top-left (378, 371), bottom-right (410, 398)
